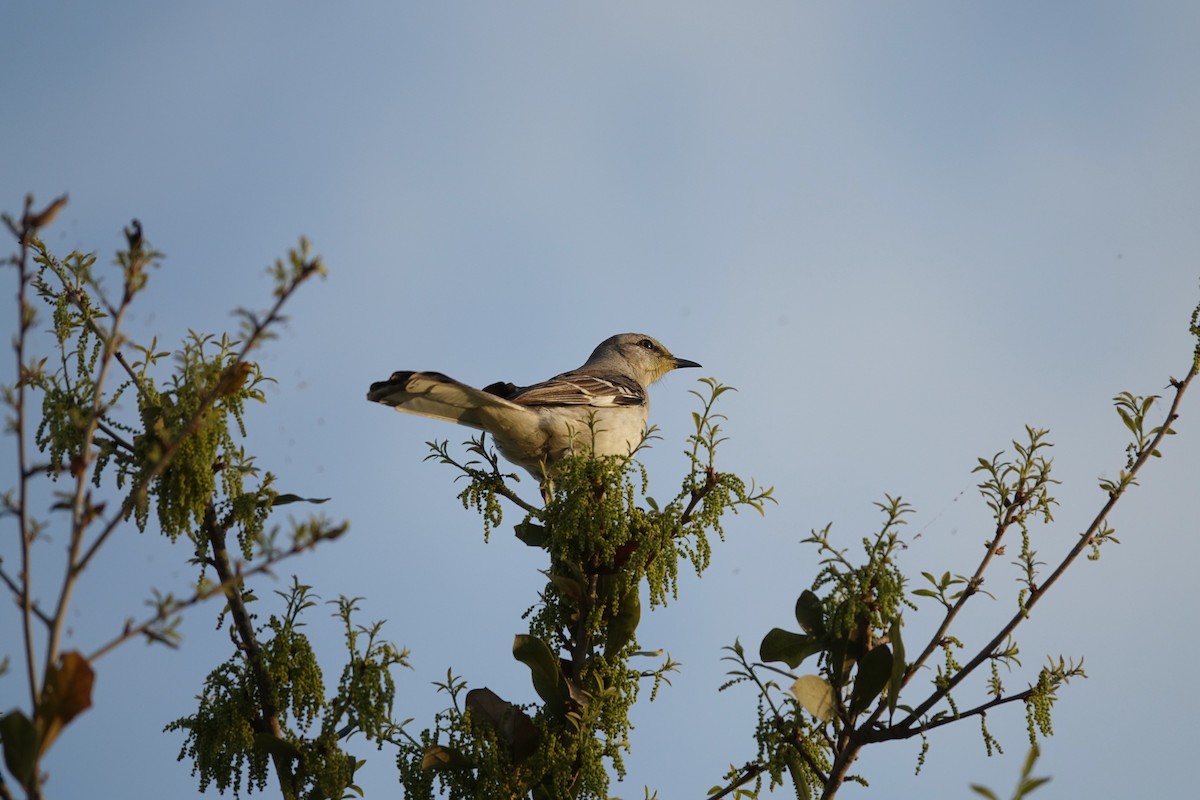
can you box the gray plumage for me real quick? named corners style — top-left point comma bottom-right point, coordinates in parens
top-left (367, 333), bottom-right (700, 478)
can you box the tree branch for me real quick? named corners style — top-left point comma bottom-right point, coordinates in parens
top-left (11, 219), bottom-right (42, 708)
top-left (73, 257), bottom-right (318, 577)
top-left (900, 362), bottom-right (1197, 730)
top-left (706, 762), bottom-right (765, 800)
top-left (43, 242), bottom-right (138, 683)
top-left (86, 518), bottom-right (341, 662)
top-left (203, 500), bottom-right (298, 797)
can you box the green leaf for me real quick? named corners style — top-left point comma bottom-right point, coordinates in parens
top-left (545, 572), bottom-right (584, 604)
top-left (513, 634), bottom-right (567, 718)
top-left (420, 744), bottom-right (474, 771)
top-left (514, 521), bottom-right (549, 548)
top-left (850, 644), bottom-right (892, 715)
top-left (1020, 777), bottom-right (1053, 796)
top-left (269, 493), bottom-right (330, 507)
top-left (790, 675), bottom-right (835, 722)
top-left (887, 618), bottom-right (906, 714)
top-left (793, 590), bottom-right (824, 635)
top-left (605, 588), bottom-right (641, 659)
top-left (465, 688), bottom-right (540, 762)
top-left (829, 608), bottom-right (869, 681)
top-left (0, 710), bottom-right (37, 789)
top-left (759, 628), bottom-right (821, 669)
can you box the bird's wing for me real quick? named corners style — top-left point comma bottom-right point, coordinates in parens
top-left (509, 372), bottom-right (646, 407)
top-left (367, 371), bottom-right (528, 430)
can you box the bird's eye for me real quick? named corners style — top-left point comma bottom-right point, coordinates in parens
top-left (637, 339), bottom-right (655, 350)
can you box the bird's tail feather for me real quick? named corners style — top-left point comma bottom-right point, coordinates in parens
top-left (367, 371), bottom-right (525, 430)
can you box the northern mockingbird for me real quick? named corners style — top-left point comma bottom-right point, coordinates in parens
top-left (367, 333), bottom-right (700, 479)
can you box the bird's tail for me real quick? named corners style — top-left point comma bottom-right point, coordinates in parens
top-left (367, 371), bottom-right (525, 430)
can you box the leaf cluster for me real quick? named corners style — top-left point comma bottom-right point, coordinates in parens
top-left (716, 332), bottom-right (1200, 800)
top-left (401, 379), bottom-right (772, 800)
top-left (1, 202), bottom-right (376, 800)
top-left (167, 579), bottom-right (411, 800)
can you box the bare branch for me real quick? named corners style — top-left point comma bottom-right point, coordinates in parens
top-left (86, 517), bottom-right (343, 662)
top-left (900, 363), bottom-right (1197, 730)
top-left (11, 217), bottom-right (43, 707)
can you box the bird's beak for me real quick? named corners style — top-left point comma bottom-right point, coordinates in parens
top-left (673, 357), bottom-right (702, 369)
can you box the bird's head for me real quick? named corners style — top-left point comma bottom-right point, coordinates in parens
top-left (585, 333), bottom-right (701, 386)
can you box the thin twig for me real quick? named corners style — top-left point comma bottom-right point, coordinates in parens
top-left (43, 247), bottom-right (137, 681)
top-left (52, 270), bottom-right (151, 400)
top-left (901, 363), bottom-right (1197, 729)
top-left (706, 763), bottom-right (766, 800)
top-left (0, 563), bottom-right (52, 626)
top-left (73, 263), bottom-right (316, 576)
top-left (94, 418), bottom-right (135, 452)
top-left (899, 501), bottom-right (1020, 701)
top-left (678, 467), bottom-right (718, 528)
top-left (12, 221), bottom-right (41, 707)
top-left (86, 521), bottom-right (339, 662)
top-left (898, 688), bottom-right (1034, 738)
top-left (491, 476), bottom-right (541, 515)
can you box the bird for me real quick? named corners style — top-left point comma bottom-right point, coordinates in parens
top-left (367, 333), bottom-right (701, 479)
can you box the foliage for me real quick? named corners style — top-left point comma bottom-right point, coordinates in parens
top-left (3, 194), bottom-right (1198, 800)
top-left (0, 196), bottom-right (388, 800)
top-left (970, 746), bottom-right (1051, 800)
top-left (402, 379), bottom-right (774, 799)
top-left (715, 334), bottom-right (1200, 799)
top-left (166, 580), bottom-right (411, 800)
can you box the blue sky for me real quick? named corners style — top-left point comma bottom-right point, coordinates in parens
top-left (3, 2), bottom-right (1199, 798)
